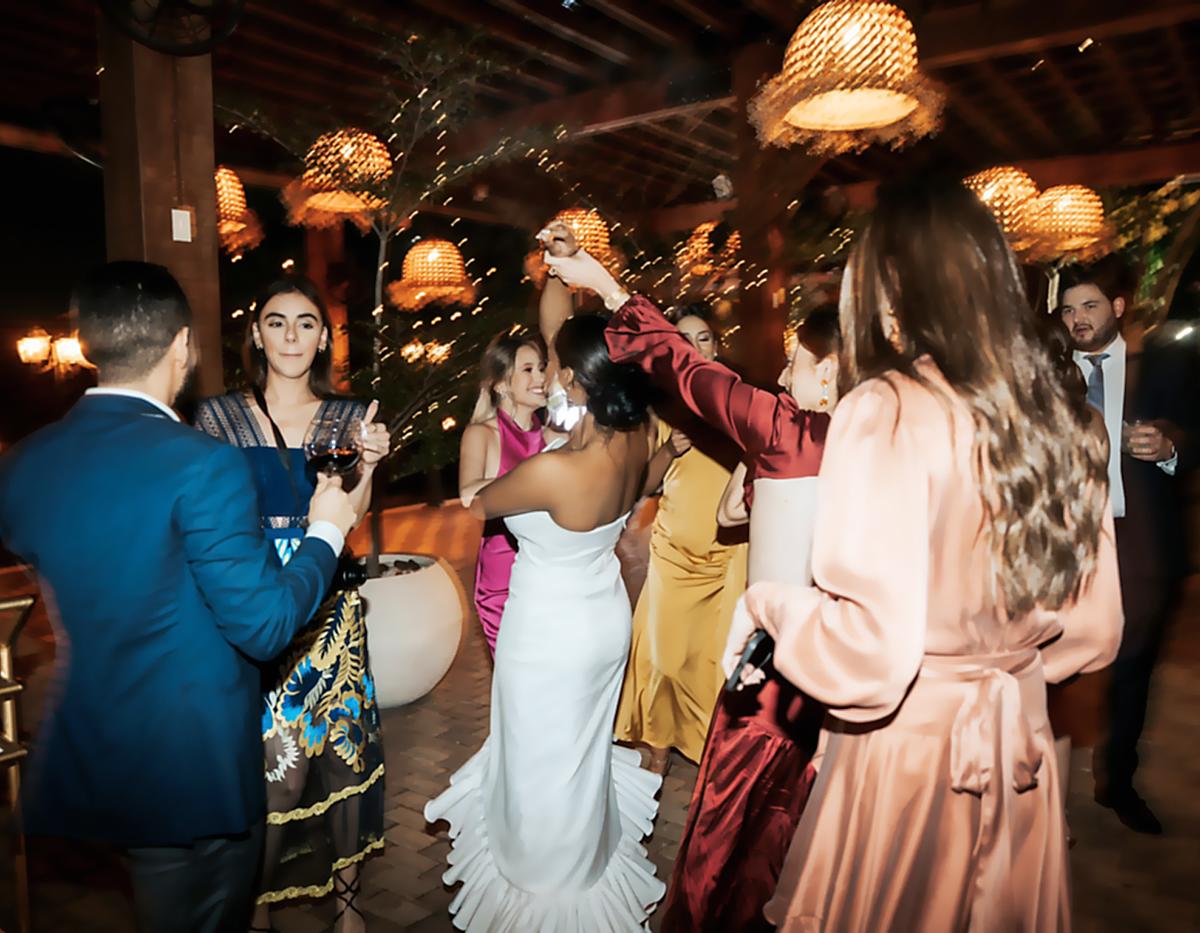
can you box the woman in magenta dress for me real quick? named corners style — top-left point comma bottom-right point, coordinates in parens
top-left (459, 333), bottom-right (550, 655)
top-left (545, 242), bottom-right (840, 932)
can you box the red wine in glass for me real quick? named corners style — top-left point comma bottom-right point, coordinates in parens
top-left (304, 416), bottom-right (364, 476)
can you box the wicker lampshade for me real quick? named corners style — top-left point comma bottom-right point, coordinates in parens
top-left (215, 167), bottom-right (247, 234)
top-left (387, 239), bottom-right (476, 311)
top-left (285, 128), bottom-right (392, 230)
top-left (677, 222), bottom-right (742, 278)
top-left (750, 0), bottom-right (944, 154)
top-left (963, 166), bottom-right (1040, 242)
top-left (1027, 185), bottom-right (1110, 259)
top-left (525, 208), bottom-right (624, 287)
top-left (214, 166), bottom-right (264, 258)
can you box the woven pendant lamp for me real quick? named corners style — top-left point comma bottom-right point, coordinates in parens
top-left (284, 128), bottom-right (392, 230)
top-left (387, 239), bottom-right (476, 311)
top-left (750, 0), bottom-right (944, 154)
top-left (1026, 185), bottom-right (1111, 261)
top-left (963, 165), bottom-right (1041, 251)
top-left (214, 166), bottom-right (264, 258)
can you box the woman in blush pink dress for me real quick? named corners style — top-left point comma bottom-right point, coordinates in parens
top-left (724, 177), bottom-right (1123, 932)
top-left (459, 333), bottom-right (550, 655)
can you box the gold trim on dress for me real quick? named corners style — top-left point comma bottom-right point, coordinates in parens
top-left (265, 762), bottom-right (386, 825)
top-left (255, 837), bottom-right (386, 905)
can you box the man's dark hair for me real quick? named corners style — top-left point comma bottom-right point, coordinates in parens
top-left (73, 261), bottom-right (191, 381)
top-left (1056, 255), bottom-right (1137, 308)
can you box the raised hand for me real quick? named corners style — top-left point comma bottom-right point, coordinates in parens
top-left (359, 400), bottom-right (390, 468)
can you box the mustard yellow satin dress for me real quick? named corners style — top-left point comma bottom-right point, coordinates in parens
top-left (615, 419), bottom-right (749, 762)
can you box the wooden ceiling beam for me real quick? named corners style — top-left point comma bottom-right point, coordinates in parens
top-left (973, 60), bottom-right (1063, 155)
top-left (585, 0), bottom-right (689, 47)
top-left (486, 0), bottom-right (639, 65)
top-left (920, 0), bottom-right (1200, 70)
top-left (943, 87), bottom-right (1021, 160)
top-left (404, 0), bottom-right (604, 81)
top-left (839, 138), bottom-right (1200, 207)
top-left (640, 121), bottom-right (733, 164)
top-left (662, 0), bottom-right (738, 37)
top-left (1164, 26), bottom-right (1200, 124)
top-left (1096, 41), bottom-right (1157, 139)
top-left (1037, 56), bottom-right (1104, 142)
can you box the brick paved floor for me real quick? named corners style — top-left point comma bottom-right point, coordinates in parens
top-left (1, 503), bottom-right (1197, 930)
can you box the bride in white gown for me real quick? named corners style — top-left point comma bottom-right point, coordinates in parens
top-left (425, 235), bottom-right (668, 931)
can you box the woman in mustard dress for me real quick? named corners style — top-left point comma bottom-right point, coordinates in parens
top-left (615, 305), bottom-right (749, 772)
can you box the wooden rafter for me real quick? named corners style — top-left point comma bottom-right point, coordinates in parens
top-left (1163, 27), bottom-right (1200, 128)
top-left (640, 120), bottom-right (733, 164)
top-left (1037, 55), bottom-right (1104, 142)
top-left (662, 0), bottom-right (738, 37)
top-left (1096, 41), bottom-right (1157, 139)
top-left (486, 0), bottom-right (637, 66)
top-left (973, 60), bottom-right (1063, 155)
top-left (943, 86), bottom-right (1021, 160)
top-left (583, 0), bottom-right (687, 47)
top-left (920, 0), bottom-right (1200, 69)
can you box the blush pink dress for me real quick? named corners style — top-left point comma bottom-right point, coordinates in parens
top-left (472, 410), bottom-right (544, 656)
top-left (745, 365), bottom-right (1122, 932)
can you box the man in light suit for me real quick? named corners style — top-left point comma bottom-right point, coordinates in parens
top-left (1059, 256), bottom-right (1195, 835)
top-left (0, 263), bottom-right (358, 931)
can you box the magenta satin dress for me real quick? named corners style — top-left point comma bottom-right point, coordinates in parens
top-left (472, 409), bottom-right (544, 656)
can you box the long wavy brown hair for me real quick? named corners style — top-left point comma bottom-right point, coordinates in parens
top-left (839, 176), bottom-right (1109, 617)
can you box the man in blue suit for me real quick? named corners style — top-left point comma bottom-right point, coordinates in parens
top-left (0, 262), bottom-right (358, 932)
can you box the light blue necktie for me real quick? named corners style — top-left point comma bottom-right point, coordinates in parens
top-left (1085, 353), bottom-right (1109, 415)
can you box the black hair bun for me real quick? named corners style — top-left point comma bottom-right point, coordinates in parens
top-left (588, 361), bottom-right (652, 430)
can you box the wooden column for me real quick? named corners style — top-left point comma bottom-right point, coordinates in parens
top-left (305, 225), bottom-right (352, 392)
top-left (731, 43), bottom-right (822, 386)
top-left (98, 21), bottom-right (223, 397)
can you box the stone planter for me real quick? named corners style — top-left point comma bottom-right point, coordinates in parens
top-left (360, 553), bottom-right (465, 707)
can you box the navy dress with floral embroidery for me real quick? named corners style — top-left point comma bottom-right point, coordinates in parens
top-left (196, 393), bottom-right (385, 904)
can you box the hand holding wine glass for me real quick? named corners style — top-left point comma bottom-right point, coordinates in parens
top-left (304, 412), bottom-right (364, 477)
top-left (307, 473), bottom-right (356, 538)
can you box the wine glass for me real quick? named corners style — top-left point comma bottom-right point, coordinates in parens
top-left (304, 413), bottom-right (364, 477)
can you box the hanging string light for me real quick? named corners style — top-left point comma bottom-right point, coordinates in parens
top-left (387, 239), bottom-right (477, 311)
top-left (284, 128), bottom-right (392, 230)
top-left (749, 0), bottom-right (944, 154)
top-left (524, 207), bottom-right (625, 287)
top-left (214, 166), bottom-right (264, 259)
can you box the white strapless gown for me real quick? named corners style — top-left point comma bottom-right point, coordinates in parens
top-left (425, 508), bottom-right (666, 931)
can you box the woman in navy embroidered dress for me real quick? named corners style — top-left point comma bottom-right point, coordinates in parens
top-left (196, 276), bottom-right (388, 933)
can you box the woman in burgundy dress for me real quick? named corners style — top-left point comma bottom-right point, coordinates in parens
top-left (459, 333), bottom-right (550, 655)
top-left (544, 243), bottom-right (840, 932)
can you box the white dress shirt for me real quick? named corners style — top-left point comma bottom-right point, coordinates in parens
top-left (85, 386), bottom-right (345, 555)
top-left (1073, 335), bottom-right (1178, 521)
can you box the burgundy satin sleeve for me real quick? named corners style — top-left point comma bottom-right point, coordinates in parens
top-left (606, 295), bottom-right (828, 481)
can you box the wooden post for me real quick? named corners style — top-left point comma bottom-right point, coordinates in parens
top-left (304, 225), bottom-right (352, 392)
top-left (98, 21), bottom-right (223, 397)
top-left (732, 42), bottom-right (822, 386)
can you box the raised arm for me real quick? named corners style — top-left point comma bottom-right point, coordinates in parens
top-left (539, 275), bottom-right (573, 389)
top-left (605, 295), bottom-right (793, 461)
top-left (724, 382), bottom-right (929, 722)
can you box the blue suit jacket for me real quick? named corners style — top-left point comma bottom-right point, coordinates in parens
top-left (0, 393), bottom-right (338, 846)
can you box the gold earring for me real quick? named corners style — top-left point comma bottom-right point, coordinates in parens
top-left (818, 377), bottom-right (830, 410)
